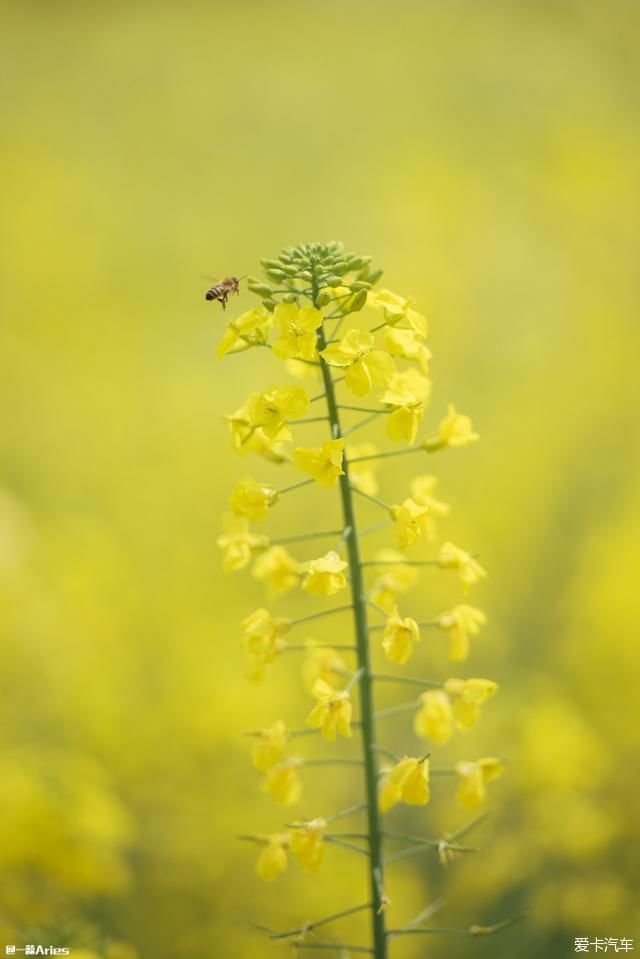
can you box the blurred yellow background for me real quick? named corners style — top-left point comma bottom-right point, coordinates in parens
top-left (1, 1), bottom-right (639, 956)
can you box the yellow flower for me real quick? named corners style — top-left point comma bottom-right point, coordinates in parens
top-left (437, 542), bottom-right (487, 593)
top-left (251, 720), bottom-right (289, 773)
top-left (455, 758), bottom-right (504, 809)
top-left (302, 550), bottom-right (348, 596)
top-left (217, 515), bottom-right (269, 572)
top-left (411, 475), bottom-right (449, 517)
top-left (346, 443), bottom-right (380, 496)
top-left (226, 385), bottom-right (308, 454)
top-left (369, 549), bottom-right (418, 612)
top-left (381, 369), bottom-right (431, 443)
top-left (256, 832), bottom-right (290, 881)
top-left (252, 546), bottom-right (301, 596)
top-left (249, 385), bottom-right (311, 439)
top-left (306, 679), bottom-right (352, 741)
top-left (444, 678), bottom-right (499, 729)
top-left (367, 289), bottom-right (428, 337)
top-left (379, 756), bottom-right (430, 812)
top-left (384, 327), bottom-right (431, 373)
top-left (320, 329), bottom-right (395, 397)
top-left (414, 691), bottom-right (454, 744)
top-left (272, 302), bottom-right (323, 360)
top-left (290, 818), bottom-right (327, 872)
top-left (302, 642), bottom-right (348, 692)
top-left (390, 498), bottom-right (433, 548)
top-left (229, 477), bottom-right (279, 521)
top-left (414, 679), bottom-right (497, 743)
top-left (292, 438), bottom-right (345, 488)
top-left (436, 604), bottom-right (487, 661)
top-left (226, 402), bottom-right (289, 460)
top-left (425, 404), bottom-right (479, 451)
top-left (382, 607), bottom-right (420, 665)
top-left (242, 607), bottom-right (291, 663)
top-left (216, 306), bottom-right (272, 358)
top-left (264, 758), bottom-right (303, 805)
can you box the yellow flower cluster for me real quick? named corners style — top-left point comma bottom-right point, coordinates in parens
top-left (306, 679), bottom-right (353, 741)
top-left (321, 328), bottom-right (396, 396)
top-left (255, 817), bottom-right (328, 881)
top-left (213, 246), bottom-right (501, 897)
top-left (242, 608), bottom-right (291, 681)
top-left (414, 679), bottom-right (499, 743)
top-left (292, 438), bottom-right (345, 488)
top-left (379, 756), bottom-right (430, 812)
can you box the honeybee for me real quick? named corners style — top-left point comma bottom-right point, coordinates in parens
top-left (203, 275), bottom-right (244, 309)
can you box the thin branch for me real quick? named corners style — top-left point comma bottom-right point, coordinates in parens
top-left (342, 413), bottom-right (381, 437)
top-left (291, 605), bottom-right (353, 627)
top-left (374, 700), bottom-right (419, 721)
top-left (360, 559), bottom-right (438, 567)
top-left (278, 478), bottom-right (316, 495)
top-left (387, 915), bottom-right (526, 938)
top-left (294, 416), bottom-right (332, 425)
top-left (446, 812), bottom-right (490, 843)
top-left (371, 673), bottom-right (441, 689)
top-left (383, 842), bottom-right (476, 865)
top-left (339, 404), bottom-right (391, 415)
top-left (303, 758), bottom-right (365, 768)
top-left (273, 529), bottom-right (344, 545)
top-left (292, 944), bottom-right (374, 954)
top-left (370, 744), bottom-right (400, 762)
top-left (325, 836), bottom-right (371, 857)
top-left (358, 519), bottom-right (393, 538)
top-left (348, 446), bottom-right (423, 464)
top-left (270, 901), bottom-right (373, 941)
top-left (351, 487), bottom-right (392, 512)
top-left (284, 643), bottom-right (358, 651)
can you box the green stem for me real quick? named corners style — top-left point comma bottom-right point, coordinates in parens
top-left (314, 270), bottom-right (387, 959)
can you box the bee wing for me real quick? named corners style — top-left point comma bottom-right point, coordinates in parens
top-left (199, 274), bottom-right (219, 283)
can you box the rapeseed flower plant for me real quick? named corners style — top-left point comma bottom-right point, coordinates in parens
top-left (216, 242), bottom-right (505, 956)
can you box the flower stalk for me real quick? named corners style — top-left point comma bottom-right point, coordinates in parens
top-left (315, 289), bottom-right (389, 955)
top-left (215, 241), bottom-right (510, 956)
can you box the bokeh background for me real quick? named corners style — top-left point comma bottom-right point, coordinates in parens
top-left (1, 1), bottom-right (639, 956)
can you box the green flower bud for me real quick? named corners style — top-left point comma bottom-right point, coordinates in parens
top-left (282, 292), bottom-right (298, 303)
top-left (261, 259), bottom-right (282, 271)
top-left (283, 264), bottom-right (299, 276)
top-left (346, 256), bottom-right (370, 271)
top-left (326, 275), bottom-right (343, 288)
top-left (266, 268), bottom-right (287, 281)
top-left (262, 298), bottom-right (277, 312)
top-left (317, 292), bottom-right (331, 308)
top-left (248, 283), bottom-right (275, 296)
top-left (350, 280), bottom-right (372, 291)
top-left (349, 288), bottom-right (368, 312)
top-left (332, 260), bottom-right (348, 274)
top-left (299, 270), bottom-right (313, 280)
top-left (366, 268), bottom-right (384, 285)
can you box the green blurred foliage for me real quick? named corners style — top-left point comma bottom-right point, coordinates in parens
top-left (0, 0), bottom-right (639, 956)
